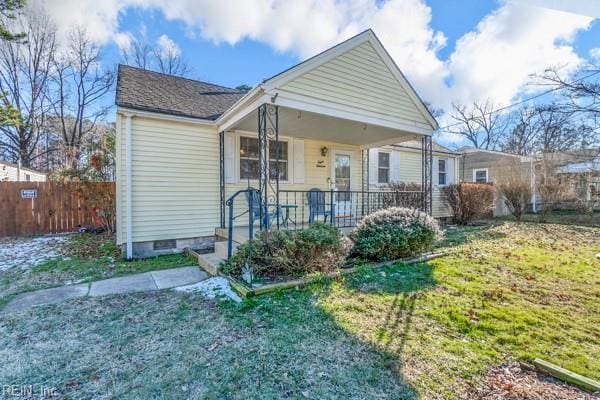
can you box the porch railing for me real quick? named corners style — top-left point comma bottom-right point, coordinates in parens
top-left (224, 189), bottom-right (424, 258)
top-left (278, 189), bottom-right (423, 229)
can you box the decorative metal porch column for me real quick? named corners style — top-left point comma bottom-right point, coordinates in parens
top-left (421, 136), bottom-right (433, 214)
top-left (257, 104), bottom-right (280, 230)
top-left (361, 149), bottom-right (369, 216)
top-left (219, 131), bottom-right (225, 228)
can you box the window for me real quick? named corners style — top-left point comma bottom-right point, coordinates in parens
top-left (269, 140), bottom-right (288, 181)
top-left (438, 159), bottom-right (447, 185)
top-left (474, 168), bottom-right (488, 183)
top-left (239, 137), bottom-right (259, 180)
top-left (25, 174), bottom-right (31, 182)
top-left (239, 136), bottom-right (288, 181)
top-left (378, 152), bottom-right (390, 183)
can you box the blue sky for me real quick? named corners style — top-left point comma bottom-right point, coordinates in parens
top-left (39, 0), bottom-right (600, 144)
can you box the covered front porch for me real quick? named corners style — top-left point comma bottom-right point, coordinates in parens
top-left (216, 103), bottom-right (433, 258)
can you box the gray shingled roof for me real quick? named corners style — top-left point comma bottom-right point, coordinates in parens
top-left (116, 65), bottom-right (246, 120)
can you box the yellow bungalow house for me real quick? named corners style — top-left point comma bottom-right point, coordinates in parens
top-left (115, 29), bottom-right (451, 261)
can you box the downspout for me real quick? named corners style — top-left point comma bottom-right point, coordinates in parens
top-left (125, 113), bottom-right (133, 260)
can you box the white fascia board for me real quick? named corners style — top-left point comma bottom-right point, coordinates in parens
top-left (271, 90), bottom-right (434, 136)
top-left (116, 107), bottom-right (216, 126)
top-left (216, 93), bottom-right (272, 133)
top-left (214, 85), bottom-right (265, 126)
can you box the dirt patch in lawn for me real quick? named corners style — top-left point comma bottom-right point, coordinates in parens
top-left (466, 362), bottom-right (599, 400)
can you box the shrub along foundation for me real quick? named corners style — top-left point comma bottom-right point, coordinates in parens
top-left (186, 248), bottom-right (445, 299)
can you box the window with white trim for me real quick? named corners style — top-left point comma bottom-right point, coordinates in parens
top-left (438, 159), bottom-right (447, 185)
top-left (239, 136), bottom-right (288, 181)
top-left (378, 152), bottom-right (390, 183)
top-left (474, 168), bottom-right (488, 183)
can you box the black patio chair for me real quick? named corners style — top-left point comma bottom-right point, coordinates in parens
top-left (307, 188), bottom-right (334, 224)
top-left (245, 187), bottom-right (280, 228)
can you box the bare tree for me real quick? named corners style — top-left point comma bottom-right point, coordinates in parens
top-left (449, 99), bottom-right (509, 150)
top-left (121, 37), bottom-right (153, 70)
top-left (495, 159), bottom-right (533, 221)
top-left (0, 8), bottom-right (55, 167)
top-left (502, 107), bottom-right (538, 155)
top-left (534, 104), bottom-right (594, 153)
top-left (153, 40), bottom-right (190, 76)
top-left (541, 67), bottom-right (600, 117)
top-left (121, 35), bottom-right (191, 77)
top-left (50, 26), bottom-right (114, 170)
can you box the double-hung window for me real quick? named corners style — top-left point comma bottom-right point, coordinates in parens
top-left (438, 159), bottom-right (447, 185)
top-left (239, 136), bottom-right (288, 181)
top-left (378, 152), bottom-right (390, 184)
top-left (473, 168), bottom-right (488, 183)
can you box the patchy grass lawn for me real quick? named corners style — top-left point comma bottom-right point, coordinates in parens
top-left (0, 233), bottom-right (193, 304)
top-left (0, 223), bottom-right (598, 399)
top-left (497, 210), bottom-right (600, 227)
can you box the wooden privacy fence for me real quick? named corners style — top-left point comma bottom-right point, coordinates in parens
top-left (0, 181), bottom-right (115, 237)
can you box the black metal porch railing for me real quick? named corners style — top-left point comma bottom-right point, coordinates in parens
top-left (224, 188), bottom-right (424, 258)
top-left (278, 189), bottom-right (423, 229)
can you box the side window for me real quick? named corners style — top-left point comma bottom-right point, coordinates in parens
top-left (474, 169), bottom-right (488, 183)
top-left (438, 159), bottom-right (446, 185)
top-left (378, 152), bottom-right (390, 183)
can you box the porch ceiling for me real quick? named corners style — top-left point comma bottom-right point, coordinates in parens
top-left (229, 105), bottom-right (421, 148)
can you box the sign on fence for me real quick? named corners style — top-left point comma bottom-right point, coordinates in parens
top-left (0, 181), bottom-right (115, 237)
top-left (20, 189), bottom-right (37, 199)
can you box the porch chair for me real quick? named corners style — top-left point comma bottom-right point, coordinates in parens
top-left (245, 188), bottom-right (280, 228)
top-left (307, 188), bottom-right (334, 224)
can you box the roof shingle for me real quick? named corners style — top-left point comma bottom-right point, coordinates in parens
top-left (115, 65), bottom-right (246, 121)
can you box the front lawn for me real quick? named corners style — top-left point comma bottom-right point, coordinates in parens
top-left (0, 222), bottom-right (598, 399)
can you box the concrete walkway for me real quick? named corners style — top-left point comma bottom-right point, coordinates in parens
top-left (2, 266), bottom-right (208, 314)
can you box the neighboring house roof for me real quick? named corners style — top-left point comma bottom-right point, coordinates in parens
top-left (458, 147), bottom-right (534, 161)
top-left (540, 148), bottom-right (600, 166)
top-left (390, 140), bottom-right (460, 156)
top-left (115, 65), bottom-right (246, 120)
top-left (0, 160), bottom-right (47, 175)
top-left (557, 155), bottom-right (600, 174)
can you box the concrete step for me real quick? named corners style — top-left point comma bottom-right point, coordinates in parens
top-left (214, 240), bottom-right (240, 259)
top-left (215, 227), bottom-right (250, 244)
top-left (195, 252), bottom-right (225, 276)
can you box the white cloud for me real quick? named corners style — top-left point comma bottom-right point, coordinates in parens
top-left (591, 48), bottom-right (600, 62)
top-left (445, 1), bottom-right (592, 109)
top-left (156, 34), bottom-right (181, 56)
top-left (32, 0), bottom-right (596, 117)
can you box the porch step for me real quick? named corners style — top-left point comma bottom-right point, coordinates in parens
top-left (214, 240), bottom-right (241, 259)
top-left (215, 227), bottom-right (249, 244)
top-left (185, 248), bottom-right (224, 276)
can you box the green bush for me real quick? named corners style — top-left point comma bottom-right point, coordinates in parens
top-left (350, 207), bottom-right (443, 262)
top-left (221, 222), bottom-right (350, 280)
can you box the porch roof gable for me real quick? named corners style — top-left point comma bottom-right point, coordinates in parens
top-left (216, 30), bottom-right (438, 135)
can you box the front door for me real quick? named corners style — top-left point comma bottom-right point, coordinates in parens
top-left (332, 151), bottom-right (352, 217)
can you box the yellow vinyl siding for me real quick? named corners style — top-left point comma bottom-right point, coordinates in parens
top-left (369, 149), bottom-right (455, 218)
top-left (280, 42), bottom-right (431, 129)
top-left (225, 136), bottom-right (362, 226)
top-left (116, 114), bottom-right (220, 244)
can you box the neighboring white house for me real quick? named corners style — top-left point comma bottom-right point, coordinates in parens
top-left (0, 160), bottom-right (47, 182)
top-left (115, 29), bottom-right (442, 259)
